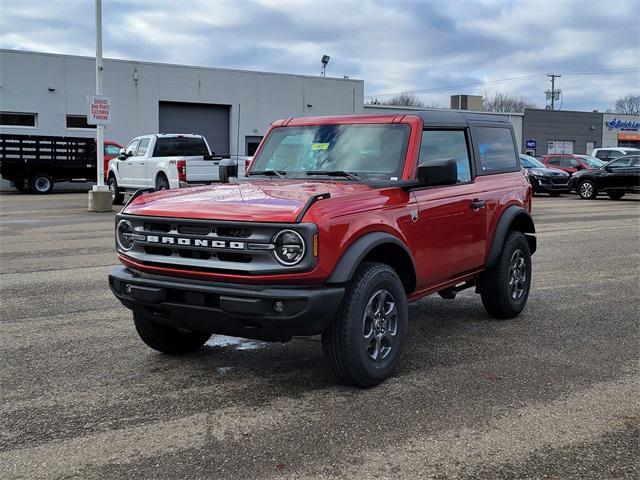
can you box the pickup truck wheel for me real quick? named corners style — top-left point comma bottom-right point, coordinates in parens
top-left (607, 191), bottom-right (625, 200)
top-left (322, 262), bottom-right (407, 388)
top-left (479, 230), bottom-right (531, 319)
top-left (108, 177), bottom-right (124, 205)
top-left (578, 179), bottom-right (597, 199)
top-left (133, 312), bottom-right (211, 355)
top-left (31, 174), bottom-right (54, 194)
top-left (156, 175), bottom-right (170, 191)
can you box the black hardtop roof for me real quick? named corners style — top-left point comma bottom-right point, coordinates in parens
top-left (396, 110), bottom-right (512, 127)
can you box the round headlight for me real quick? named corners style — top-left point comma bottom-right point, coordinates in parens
top-left (116, 219), bottom-right (135, 251)
top-left (272, 230), bottom-right (305, 266)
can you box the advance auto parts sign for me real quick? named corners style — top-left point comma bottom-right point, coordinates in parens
top-left (86, 95), bottom-right (112, 125)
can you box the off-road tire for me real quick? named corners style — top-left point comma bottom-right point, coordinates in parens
top-left (607, 191), bottom-right (625, 200)
top-left (322, 262), bottom-right (408, 388)
top-left (578, 179), bottom-right (597, 199)
top-left (108, 176), bottom-right (124, 205)
top-left (133, 312), bottom-right (211, 354)
top-left (30, 174), bottom-right (54, 194)
top-left (156, 175), bottom-right (170, 191)
top-left (479, 230), bottom-right (532, 319)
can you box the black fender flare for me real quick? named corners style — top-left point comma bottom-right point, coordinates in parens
top-left (486, 206), bottom-right (536, 267)
top-left (327, 232), bottom-right (417, 289)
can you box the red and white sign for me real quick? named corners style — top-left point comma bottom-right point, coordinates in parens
top-left (86, 95), bottom-right (112, 125)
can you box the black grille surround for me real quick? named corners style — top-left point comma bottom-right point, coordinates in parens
top-left (116, 214), bottom-right (318, 275)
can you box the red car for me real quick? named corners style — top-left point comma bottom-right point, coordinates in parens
top-left (542, 154), bottom-right (605, 175)
top-left (109, 112), bottom-right (536, 387)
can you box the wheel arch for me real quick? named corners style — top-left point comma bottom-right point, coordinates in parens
top-left (155, 170), bottom-right (169, 187)
top-left (327, 232), bottom-right (417, 294)
top-left (486, 205), bottom-right (536, 268)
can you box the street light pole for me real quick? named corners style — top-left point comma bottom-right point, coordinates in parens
top-left (94, 0), bottom-right (105, 190)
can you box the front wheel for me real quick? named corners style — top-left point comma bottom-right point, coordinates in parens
top-left (578, 179), bottom-right (597, 199)
top-left (108, 176), bottom-right (124, 205)
top-left (479, 230), bottom-right (532, 319)
top-left (322, 262), bottom-right (408, 388)
top-left (30, 174), bottom-right (54, 194)
top-left (607, 191), bottom-right (625, 200)
top-left (133, 312), bottom-right (211, 355)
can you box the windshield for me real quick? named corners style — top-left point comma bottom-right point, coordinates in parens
top-left (249, 124), bottom-right (410, 180)
top-left (519, 154), bottom-right (545, 169)
top-left (577, 155), bottom-right (604, 168)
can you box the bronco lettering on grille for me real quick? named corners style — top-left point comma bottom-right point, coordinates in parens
top-left (146, 235), bottom-right (245, 250)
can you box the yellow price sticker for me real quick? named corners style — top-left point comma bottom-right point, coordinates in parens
top-left (311, 143), bottom-right (329, 151)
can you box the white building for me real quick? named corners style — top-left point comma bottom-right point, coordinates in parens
top-left (0, 49), bottom-right (365, 156)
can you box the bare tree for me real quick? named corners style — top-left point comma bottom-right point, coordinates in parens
top-left (377, 92), bottom-right (426, 108)
top-left (483, 91), bottom-right (537, 113)
top-left (614, 94), bottom-right (640, 115)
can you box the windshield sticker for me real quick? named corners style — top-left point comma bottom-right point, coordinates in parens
top-left (311, 142), bottom-right (330, 151)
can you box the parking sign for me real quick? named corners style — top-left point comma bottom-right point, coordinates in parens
top-left (87, 95), bottom-right (112, 125)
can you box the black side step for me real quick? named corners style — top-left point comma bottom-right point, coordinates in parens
top-left (438, 279), bottom-right (476, 300)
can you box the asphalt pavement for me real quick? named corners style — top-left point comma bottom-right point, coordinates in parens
top-left (1, 191), bottom-right (638, 479)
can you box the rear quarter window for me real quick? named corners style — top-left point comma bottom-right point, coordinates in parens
top-left (475, 127), bottom-right (518, 174)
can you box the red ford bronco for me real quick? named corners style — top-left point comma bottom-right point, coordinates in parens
top-left (109, 112), bottom-right (535, 387)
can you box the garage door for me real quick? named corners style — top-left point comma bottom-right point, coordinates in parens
top-left (159, 102), bottom-right (230, 156)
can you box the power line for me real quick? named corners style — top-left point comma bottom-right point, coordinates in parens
top-left (364, 68), bottom-right (640, 98)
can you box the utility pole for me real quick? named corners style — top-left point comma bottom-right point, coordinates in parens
top-left (546, 74), bottom-right (561, 110)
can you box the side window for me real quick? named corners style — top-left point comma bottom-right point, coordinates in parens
top-left (595, 150), bottom-right (610, 160)
top-left (475, 127), bottom-right (518, 174)
top-left (547, 157), bottom-right (561, 166)
top-left (105, 144), bottom-right (120, 156)
top-left (419, 130), bottom-right (471, 183)
top-left (137, 138), bottom-right (151, 157)
top-left (125, 139), bottom-right (140, 156)
top-left (563, 157), bottom-right (578, 168)
top-left (609, 157), bottom-right (633, 168)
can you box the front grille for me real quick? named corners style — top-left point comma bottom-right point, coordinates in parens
top-left (550, 177), bottom-right (568, 185)
top-left (118, 214), bottom-right (317, 275)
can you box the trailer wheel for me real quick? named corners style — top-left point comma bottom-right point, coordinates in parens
top-left (30, 174), bottom-right (54, 194)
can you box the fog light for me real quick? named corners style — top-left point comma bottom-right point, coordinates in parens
top-left (124, 283), bottom-right (132, 294)
top-left (273, 301), bottom-right (284, 314)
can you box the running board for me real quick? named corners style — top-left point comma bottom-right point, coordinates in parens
top-left (437, 279), bottom-right (476, 300)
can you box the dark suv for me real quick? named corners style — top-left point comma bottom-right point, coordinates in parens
top-left (109, 112), bottom-right (536, 387)
top-left (569, 154), bottom-right (640, 199)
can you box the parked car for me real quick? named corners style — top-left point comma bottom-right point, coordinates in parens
top-left (108, 111), bottom-right (536, 388)
top-left (591, 147), bottom-right (640, 162)
top-left (0, 133), bottom-right (122, 194)
top-left (107, 134), bottom-right (226, 205)
top-left (569, 154), bottom-right (640, 199)
top-left (542, 154), bottom-right (604, 175)
top-left (519, 154), bottom-right (569, 196)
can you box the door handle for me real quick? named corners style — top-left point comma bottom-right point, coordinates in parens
top-left (470, 199), bottom-right (486, 210)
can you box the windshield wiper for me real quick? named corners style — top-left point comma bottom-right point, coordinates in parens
top-left (248, 170), bottom-right (287, 178)
top-left (305, 170), bottom-right (360, 181)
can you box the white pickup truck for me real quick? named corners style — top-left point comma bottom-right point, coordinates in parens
top-left (107, 134), bottom-right (223, 204)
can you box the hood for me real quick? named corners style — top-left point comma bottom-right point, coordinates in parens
top-left (528, 167), bottom-right (568, 177)
top-left (123, 180), bottom-right (377, 222)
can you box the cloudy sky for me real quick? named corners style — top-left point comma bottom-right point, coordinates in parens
top-left (1, 0), bottom-right (638, 111)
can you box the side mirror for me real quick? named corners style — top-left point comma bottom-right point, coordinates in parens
top-left (416, 159), bottom-right (458, 187)
top-left (117, 148), bottom-right (128, 160)
top-left (574, 164), bottom-right (583, 171)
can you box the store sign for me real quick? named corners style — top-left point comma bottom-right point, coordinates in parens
top-left (605, 118), bottom-right (640, 131)
top-left (525, 139), bottom-right (537, 149)
top-left (86, 95), bottom-right (112, 125)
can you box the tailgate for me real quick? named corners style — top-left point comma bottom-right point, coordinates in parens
top-left (184, 156), bottom-right (220, 183)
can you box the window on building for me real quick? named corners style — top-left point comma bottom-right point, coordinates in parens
top-left (66, 115), bottom-right (94, 129)
top-left (419, 130), bottom-right (472, 183)
top-left (0, 112), bottom-right (37, 127)
top-left (475, 127), bottom-right (518, 174)
top-left (548, 140), bottom-right (574, 154)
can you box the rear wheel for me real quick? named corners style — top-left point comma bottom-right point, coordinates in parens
top-left (133, 312), bottom-right (211, 355)
top-left (578, 179), bottom-right (597, 199)
top-left (156, 175), bottom-right (170, 191)
top-left (607, 191), bottom-right (625, 200)
top-left (108, 176), bottom-right (124, 205)
top-left (30, 174), bottom-right (54, 194)
top-left (479, 230), bottom-right (532, 319)
top-left (322, 262), bottom-right (408, 388)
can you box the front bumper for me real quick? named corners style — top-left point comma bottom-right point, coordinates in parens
top-left (108, 266), bottom-right (344, 342)
top-left (530, 176), bottom-right (569, 193)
